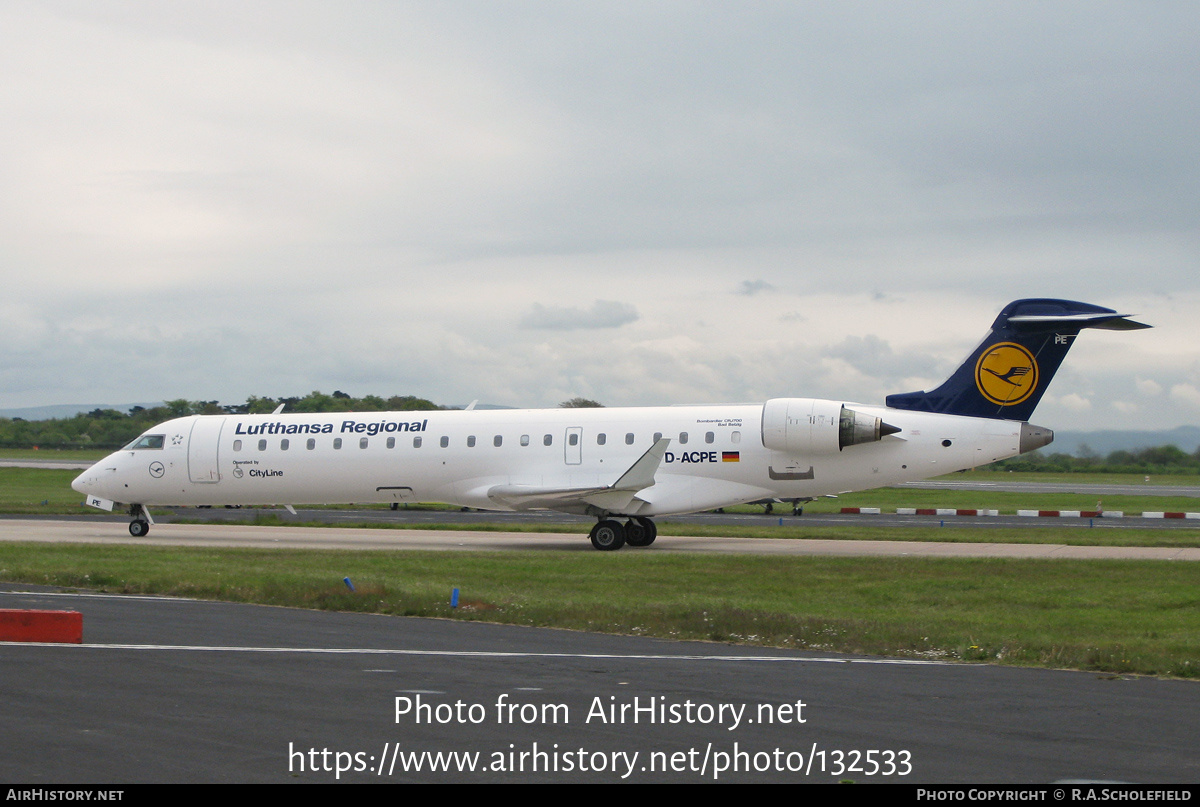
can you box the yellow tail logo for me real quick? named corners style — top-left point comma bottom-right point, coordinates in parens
top-left (975, 342), bottom-right (1039, 406)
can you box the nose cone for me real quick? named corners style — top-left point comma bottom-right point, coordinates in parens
top-left (72, 458), bottom-right (111, 497)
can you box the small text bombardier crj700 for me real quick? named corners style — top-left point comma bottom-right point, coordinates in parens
top-left (74, 299), bottom-right (1148, 550)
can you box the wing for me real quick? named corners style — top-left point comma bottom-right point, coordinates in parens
top-left (486, 438), bottom-right (670, 514)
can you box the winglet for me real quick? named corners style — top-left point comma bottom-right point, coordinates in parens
top-left (612, 438), bottom-right (671, 491)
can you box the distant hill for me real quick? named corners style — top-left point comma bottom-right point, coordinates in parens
top-left (0, 403), bottom-right (164, 421)
top-left (1034, 425), bottom-right (1200, 456)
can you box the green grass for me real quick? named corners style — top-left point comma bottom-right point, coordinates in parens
top-left (950, 469), bottom-right (1200, 486)
top-left (0, 448), bottom-right (108, 461)
top-left (0, 468), bottom-right (90, 512)
top-left (793, 487), bottom-right (1200, 515)
top-left (1, 543), bottom-right (1196, 678)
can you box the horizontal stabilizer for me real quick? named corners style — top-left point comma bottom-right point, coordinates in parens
top-left (1007, 312), bottom-right (1150, 331)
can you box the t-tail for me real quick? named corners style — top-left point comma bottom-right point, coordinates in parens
top-left (885, 299), bottom-right (1150, 431)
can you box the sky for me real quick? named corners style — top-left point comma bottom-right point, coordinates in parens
top-left (1, 1), bottom-right (1197, 430)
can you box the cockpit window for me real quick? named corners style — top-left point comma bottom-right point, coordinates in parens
top-left (124, 434), bottom-right (165, 450)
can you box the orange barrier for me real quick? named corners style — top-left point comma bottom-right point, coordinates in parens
top-left (0, 610), bottom-right (82, 643)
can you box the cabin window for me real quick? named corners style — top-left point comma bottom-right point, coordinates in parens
top-left (333, 438), bottom-right (342, 449)
top-left (705, 432), bottom-right (715, 444)
top-left (307, 438), bottom-right (316, 450)
top-left (359, 437), bottom-right (369, 449)
top-left (653, 432), bottom-right (662, 442)
top-left (521, 434), bottom-right (530, 446)
top-left (494, 435), bottom-right (503, 447)
top-left (597, 433), bottom-right (606, 446)
top-left (281, 439), bottom-right (289, 450)
top-left (440, 436), bottom-right (449, 448)
top-left (125, 434), bottom-right (165, 450)
top-left (233, 440), bottom-right (242, 452)
top-left (543, 434), bottom-right (552, 446)
top-left (258, 439), bottom-right (267, 451)
top-left (568, 433), bottom-right (579, 447)
top-left (625, 433), bottom-right (634, 445)
top-left (731, 430), bottom-right (741, 444)
top-left (467, 435), bottom-right (476, 447)
top-left (678, 432), bottom-right (689, 445)
top-left (386, 437), bottom-right (395, 449)
top-left (413, 436), bottom-right (422, 448)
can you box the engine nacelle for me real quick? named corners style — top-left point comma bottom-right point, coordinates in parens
top-left (761, 398), bottom-right (899, 455)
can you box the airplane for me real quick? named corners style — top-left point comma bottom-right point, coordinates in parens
top-left (72, 298), bottom-right (1148, 550)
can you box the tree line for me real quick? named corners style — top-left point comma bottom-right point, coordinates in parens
top-left (1, 392), bottom-right (604, 450)
top-left (0, 391), bottom-right (441, 450)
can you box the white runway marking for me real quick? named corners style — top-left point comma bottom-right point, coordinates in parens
top-left (0, 639), bottom-right (952, 666)
top-left (1, 590), bottom-right (204, 602)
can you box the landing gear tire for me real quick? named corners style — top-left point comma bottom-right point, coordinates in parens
top-left (589, 519), bottom-right (626, 551)
top-left (625, 517), bottom-right (657, 547)
top-left (129, 519), bottom-right (150, 537)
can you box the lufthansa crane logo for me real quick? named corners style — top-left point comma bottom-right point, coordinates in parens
top-left (975, 342), bottom-right (1039, 406)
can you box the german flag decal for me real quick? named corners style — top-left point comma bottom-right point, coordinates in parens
top-left (722, 451), bottom-right (740, 462)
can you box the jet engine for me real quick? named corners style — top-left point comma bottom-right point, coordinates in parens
top-left (761, 398), bottom-right (900, 455)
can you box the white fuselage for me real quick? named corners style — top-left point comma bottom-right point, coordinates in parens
top-left (72, 399), bottom-right (1027, 516)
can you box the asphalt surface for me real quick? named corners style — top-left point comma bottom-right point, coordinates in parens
top-left (2, 583), bottom-right (1197, 784)
top-left (19, 476), bottom-right (1200, 529)
top-left (3, 482), bottom-right (1197, 784)
top-left (43, 500), bottom-right (1200, 534)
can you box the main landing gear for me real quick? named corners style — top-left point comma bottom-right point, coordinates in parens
top-left (588, 517), bottom-right (657, 551)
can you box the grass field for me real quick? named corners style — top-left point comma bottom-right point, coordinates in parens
top-left (792, 487), bottom-right (1200, 516)
top-left (0, 448), bottom-right (109, 461)
top-left (951, 469), bottom-right (1200, 486)
top-left (0, 542), bottom-right (1196, 679)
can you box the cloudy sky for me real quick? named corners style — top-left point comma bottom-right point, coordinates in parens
top-left (1, 1), bottom-right (1197, 429)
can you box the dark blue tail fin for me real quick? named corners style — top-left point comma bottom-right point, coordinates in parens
top-left (885, 299), bottom-right (1149, 421)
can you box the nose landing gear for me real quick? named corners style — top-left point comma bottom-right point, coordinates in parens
top-left (127, 504), bottom-right (153, 537)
